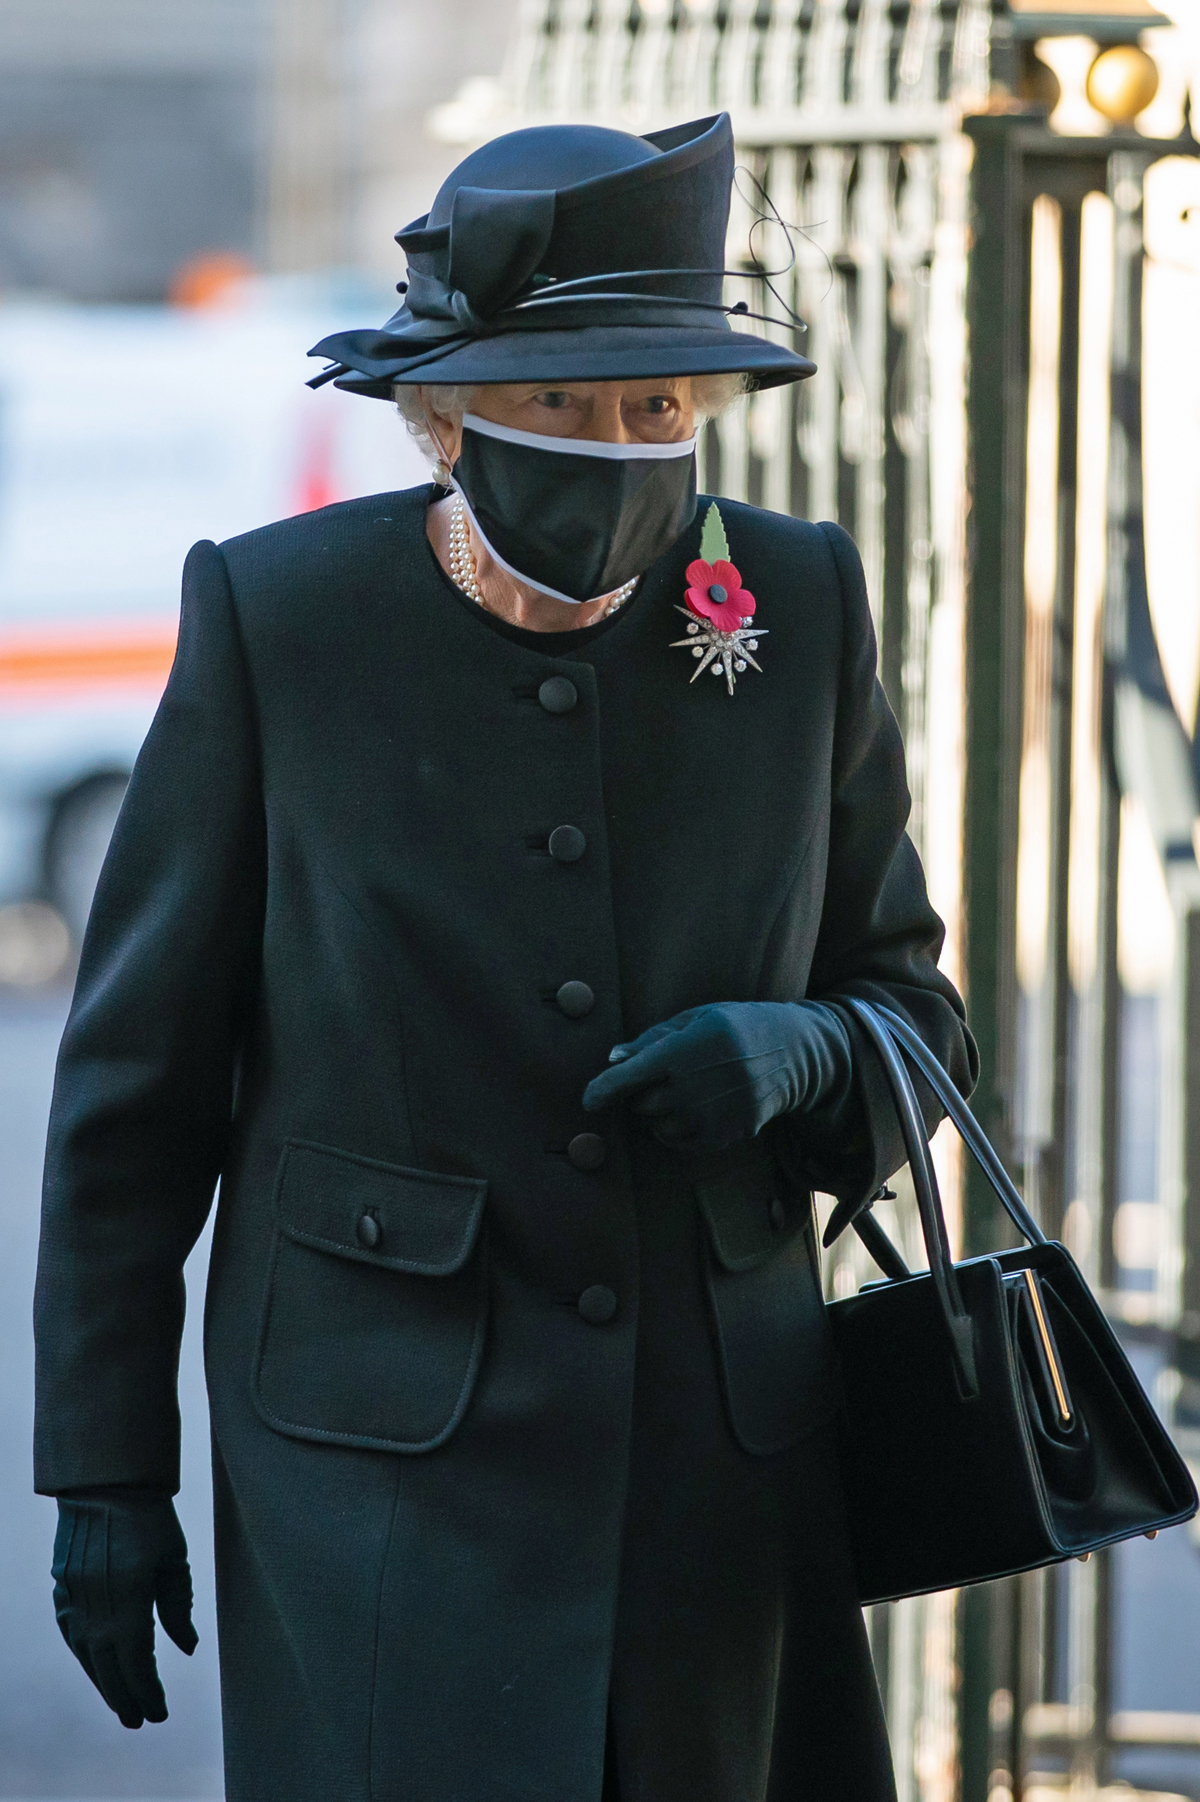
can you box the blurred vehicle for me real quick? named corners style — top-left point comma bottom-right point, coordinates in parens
top-left (0, 273), bottom-right (424, 967)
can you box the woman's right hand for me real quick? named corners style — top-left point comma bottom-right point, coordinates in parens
top-left (52, 1487), bottom-right (197, 1728)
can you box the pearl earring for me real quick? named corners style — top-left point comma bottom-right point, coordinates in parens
top-left (433, 457), bottom-right (452, 486)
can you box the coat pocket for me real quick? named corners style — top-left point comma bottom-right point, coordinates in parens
top-left (696, 1154), bottom-right (839, 1456)
top-left (252, 1140), bottom-right (488, 1454)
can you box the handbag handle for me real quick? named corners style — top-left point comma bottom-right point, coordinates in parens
top-left (872, 1002), bottom-right (1046, 1248)
top-left (841, 998), bottom-right (979, 1397)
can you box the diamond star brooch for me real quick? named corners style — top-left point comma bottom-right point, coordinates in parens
top-left (670, 502), bottom-right (766, 697)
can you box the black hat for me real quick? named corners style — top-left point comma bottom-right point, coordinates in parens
top-left (309, 113), bottom-right (814, 396)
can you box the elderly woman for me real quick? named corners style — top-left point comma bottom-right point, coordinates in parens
top-left (35, 114), bottom-right (974, 1802)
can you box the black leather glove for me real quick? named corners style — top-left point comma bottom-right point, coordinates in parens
top-left (52, 1487), bottom-right (198, 1728)
top-left (582, 999), bottom-right (853, 1150)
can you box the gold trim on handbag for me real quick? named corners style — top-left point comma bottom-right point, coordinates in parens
top-left (1023, 1266), bottom-right (1073, 1428)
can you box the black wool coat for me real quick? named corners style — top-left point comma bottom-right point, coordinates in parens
top-left (34, 486), bottom-right (975, 1802)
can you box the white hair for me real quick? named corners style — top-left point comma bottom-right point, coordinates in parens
top-left (393, 372), bottom-right (749, 466)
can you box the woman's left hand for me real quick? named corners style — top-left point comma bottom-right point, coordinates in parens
top-left (582, 1000), bottom-right (851, 1151)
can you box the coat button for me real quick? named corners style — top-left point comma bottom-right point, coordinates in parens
top-left (549, 824), bottom-right (586, 863)
top-left (567, 1132), bottom-right (606, 1171)
top-left (357, 1212), bottom-right (381, 1249)
top-left (539, 676), bottom-right (578, 714)
top-left (556, 980), bottom-right (595, 1018)
top-left (578, 1284), bottom-right (617, 1325)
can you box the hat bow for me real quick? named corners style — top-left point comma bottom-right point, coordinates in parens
top-left (400, 185), bottom-right (557, 336)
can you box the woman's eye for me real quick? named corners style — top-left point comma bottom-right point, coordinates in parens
top-left (534, 391), bottom-right (572, 410)
top-left (643, 396), bottom-right (674, 414)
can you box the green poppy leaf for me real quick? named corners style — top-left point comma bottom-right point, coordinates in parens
top-left (698, 502), bottom-right (730, 566)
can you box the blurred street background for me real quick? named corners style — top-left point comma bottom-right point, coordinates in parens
top-left (1, 0), bottom-right (1199, 1798)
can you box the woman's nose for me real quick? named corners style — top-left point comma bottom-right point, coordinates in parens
top-left (580, 391), bottom-right (630, 443)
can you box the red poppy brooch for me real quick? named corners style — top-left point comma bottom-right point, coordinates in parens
top-left (670, 503), bottom-right (766, 696)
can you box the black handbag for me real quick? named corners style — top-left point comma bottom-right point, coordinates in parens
top-left (824, 997), bottom-right (1198, 1606)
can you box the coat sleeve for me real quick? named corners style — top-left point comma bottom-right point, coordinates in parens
top-left (34, 540), bottom-right (266, 1495)
top-left (779, 520), bottom-right (978, 1208)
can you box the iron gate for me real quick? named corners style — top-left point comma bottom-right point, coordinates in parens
top-left (963, 112), bottom-right (1200, 1801)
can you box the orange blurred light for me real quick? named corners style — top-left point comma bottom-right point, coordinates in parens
top-left (0, 622), bottom-right (178, 701)
top-left (169, 251), bottom-right (255, 311)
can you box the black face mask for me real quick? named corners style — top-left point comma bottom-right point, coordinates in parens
top-left (450, 413), bottom-right (698, 604)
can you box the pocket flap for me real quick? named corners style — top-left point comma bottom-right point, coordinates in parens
top-left (276, 1141), bottom-right (486, 1276)
top-left (694, 1151), bottom-right (835, 1455)
top-left (696, 1158), bottom-right (796, 1272)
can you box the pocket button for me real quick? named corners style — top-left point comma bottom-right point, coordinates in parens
top-left (578, 1285), bottom-right (617, 1325)
top-left (548, 825), bottom-right (587, 863)
top-left (356, 1211), bottom-right (381, 1249)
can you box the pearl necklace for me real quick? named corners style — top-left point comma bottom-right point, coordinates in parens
top-left (447, 496), bottom-right (483, 603)
top-left (447, 496), bottom-right (638, 620)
